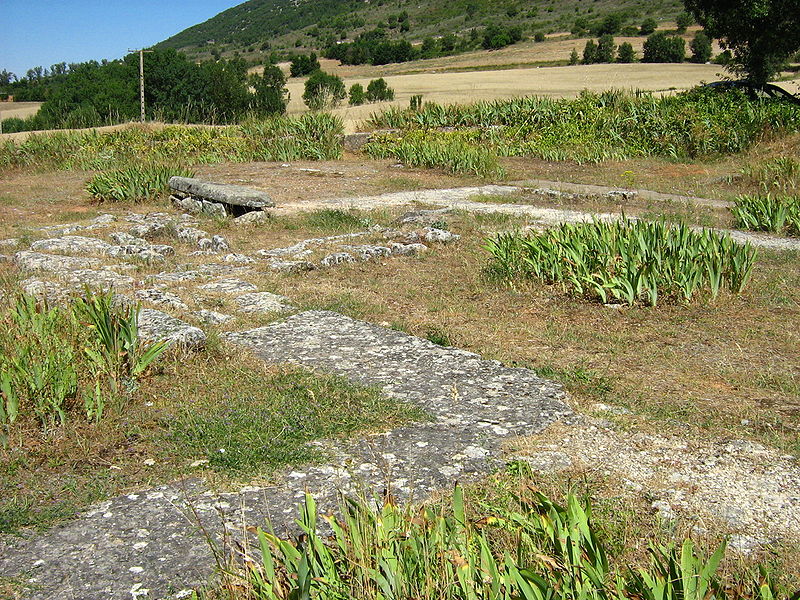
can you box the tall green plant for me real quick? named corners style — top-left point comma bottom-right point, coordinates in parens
top-left (485, 220), bottom-right (756, 306)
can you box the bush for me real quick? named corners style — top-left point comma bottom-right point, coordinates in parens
top-left (250, 64), bottom-right (289, 115)
top-left (289, 53), bottom-right (320, 77)
top-left (690, 31), bottom-right (713, 63)
top-left (732, 194), bottom-right (800, 236)
top-left (302, 70), bottom-right (346, 110)
top-left (85, 164), bottom-right (194, 203)
top-left (348, 83), bottom-right (366, 106)
top-left (533, 32), bottom-right (545, 43)
top-left (482, 24), bottom-right (523, 50)
top-left (568, 49), bottom-right (580, 65)
top-left (617, 42), bottom-right (636, 63)
top-left (485, 219), bottom-right (756, 306)
top-left (640, 18), bottom-right (658, 36)
top-left (643, 32), bottom-right (686, 63)
top-left (365, 78), bottom-right (395, 102)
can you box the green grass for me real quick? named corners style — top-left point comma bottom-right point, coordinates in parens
top-left (485, 219), bottom-right (757, 306)
top-left (85, 163), bottom-right (195, 203)
top-left (732, 194), bottom-right (800, 236)
top-left (236, 484), bottom-right (787, 600)
top-left (0, 113), bottom-right (343, 173)
top-left (158, 367), bottom-right (423, 473)
top-left (366, 90), bottom-right (800, 169)
top-left (301, 209), bottom-right (373, 232)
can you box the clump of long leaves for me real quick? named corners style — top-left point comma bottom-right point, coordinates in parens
top-left (364, 130), bottom-right (506, 178)
top-left (732, 194), bottom-right (800, 237)
top-left (366, 89), bottom-right (800, 165)
top-left (85, 163), bottom-right (194, 203)
top-left (0, 291), bottom-right (166, 445)
top-left (0, 113), bottom-right (344, 174)
top-left (240, 485), bottom-right (783, 600)
top-left (484, 219), bottom-right (756, 306)
top-left (741, 157), bottom-right (800, 194)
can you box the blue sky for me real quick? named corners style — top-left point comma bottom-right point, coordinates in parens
top-left (3, 1), bottom-right (241, 77)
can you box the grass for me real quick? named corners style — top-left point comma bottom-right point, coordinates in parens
top-left (364, 89), bottom-right (800, 173)
top-left (0, 113), bottom-right (344, 174)
top-left (484, 220), bottom-right (756, 306)
top-left (0, 301), bottom-right (421, 533)
top-left (85, 163), bottom-right (195, 203)
top-left (221, 483), bottom-right (791, 600)
top-left (732, 194), bottom-right (800, 237)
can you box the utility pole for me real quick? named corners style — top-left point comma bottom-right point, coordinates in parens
top-left (129, 48), bottom-right (153, 123)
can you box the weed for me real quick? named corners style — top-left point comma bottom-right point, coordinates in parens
top-left (485, 219), bottom-right (757, 306)
top-left (741, 157), bottom-right (800, 193)
top-left (424, 325), bottom-right (452, 347)
top-left (302, 209), bottom-right (371, 232)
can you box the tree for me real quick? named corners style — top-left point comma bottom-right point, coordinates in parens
top-left (643, 32), bottom-right (686, 63)
top-left (583, 39), bottom-right (598, 64)
top-left (534, 32), bottom-right (545, 43)
top-left (302, 70), bottom-right (345, 110)
top-left (640, 18), bottom-right (658, 36)
top-left (676, 12), bottom-right (694, 33)
top-left (597, 13), bottom-right (624, 35)
top-left (0, 70), bottom-right (15, 86)
top-left (690, 31), bottom-right (713, 63)
top-left (365, 78), bottom-right (394, 102)
top-left (596, 35), bottom-right (617, 63)
top-left (348, 83), bottom-right (365, 105)
top-left (290, 53), bottom-right (320, 77)
top-left (617, 42), bottom-right (636, 63)
top-left (684, 0), bottom-right (800, 83)
top-left (569, 48), bottom-right (580, 65)
top-left (250, 64), bottom-right (288, 115)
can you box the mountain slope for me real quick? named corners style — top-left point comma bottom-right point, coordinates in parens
top-left (159, 0), bottom-right (684, 56)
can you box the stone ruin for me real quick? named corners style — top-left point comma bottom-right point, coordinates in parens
top-left (168, 176), bottom-right (274, 218)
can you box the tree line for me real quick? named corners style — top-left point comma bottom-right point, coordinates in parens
top-left (1, 50), bottom-right (289, 133)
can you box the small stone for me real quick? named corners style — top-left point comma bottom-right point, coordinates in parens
top-left (171, 195), bottom-right (203, 214)
top-left (267, 260), bottom-right (315, 273)
top-left (389, 242), bottom-right (428, 256)
top-left (135, 289), bottom-right (189, 311)
top-left (201, 200), bottom-right (227, 219)
top-left (223, 253), bottom-right (255, 264)
top-left (320, 252), bottom-right (355, 267)
top-left (211, 235), bottom-right (229, 252)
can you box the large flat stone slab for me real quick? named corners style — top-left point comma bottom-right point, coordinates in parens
top-left (169, 177), bottom-right (274, 211)
top-left (137, 308), bottom-right (205, 349)
top-left (0, 311), bottom-right (569, 599)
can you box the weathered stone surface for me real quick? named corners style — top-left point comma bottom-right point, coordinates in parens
top-left (169, 177), bottom-right (275, 210)
top-left (30, 236), bottom-right (113, 256)
top-left (234, 291), bottom-right (294, 314)
top-left (149, 270), bottom-right (201, 284)
top-left (422, 227), bottom-right (460, 243)
top-left (266, 260), bottom-right (315, 273)
top-left (63, 269), bottom-right (135, 291)
top-left (232, 211), bottom-right (268, 226)
top-left (170, 194), bottom-right (203, 214)
top-left (135, 289), bottom-right (189, 311)
top-left (195, 309), bottom-right (234, 325)
top-left (389, 242), bottom-right (428, 256)
top-left (0, 311), bottom-right (569, 600)
top-left (174, 226), bottom-right (207, 246)
top-left (320, 252), bottom-right (355, 267)
top-left (0, 238), bottom-right (21, 247)
top-left (343, 131), bottom-right (373, 151)
top-left (342, 244), bottom-right (392, 261)
top-left (222, 253), bottom-right (255, 264)
top-left (396, 208), bottom-right (452, 226)
top-left (13, 251), bottom-right (102, 273)
top-left (137, 308), bottom-right (205, 349)
top-left (19, 278), bottom-right (71, 304)
top-left (199, 278), bottom-right (258, 294)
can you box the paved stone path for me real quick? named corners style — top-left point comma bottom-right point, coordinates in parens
top-left (278, 185), bottom-right (800, 251)
top-left (0, 311), bottom-right (570, 600)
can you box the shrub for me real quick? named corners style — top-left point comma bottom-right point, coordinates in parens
top-left (250, 64), bottom-right (289, 115)
top-left (533, 31), bottom-right (545, 42)
top-left (617, 42), bottom-right (636, 63)
top-left (85, 164), bottom-right (194, 203)
top-left (302, 70), bottom-right (346, 110)
top-left (289, 52), bottom-right (320, 77)
top-left (485, 219), bottom-right (756, 306)
top-left (690, 31), bottom-right (713, 63)
top-left (643, 32), bottom-right (686, 63)
top-left (596, 35), bottom-right (616, 63)
top-left (640, 18), bottom-right (658, 36)
top-left (732, 194), bottom-right (800, 236)
top-left (348, 83), bottom-right (366, 106)
top-left (366, 78), bottom-right (395, 102)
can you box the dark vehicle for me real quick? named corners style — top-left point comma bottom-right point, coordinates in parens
top-left (702, 80), bottom-right (800, 105)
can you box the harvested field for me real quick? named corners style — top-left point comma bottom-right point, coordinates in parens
top-left (0, 102), bottom-right (42, 121)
